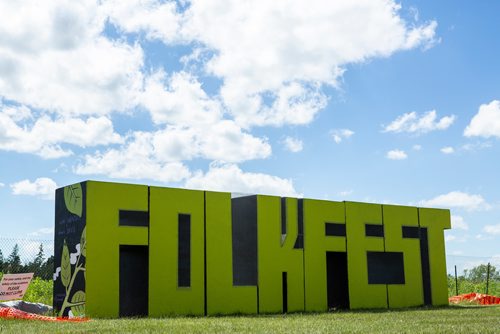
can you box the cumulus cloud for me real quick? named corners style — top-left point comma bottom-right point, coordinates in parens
top-left (483, 224), bottom-right (500, 235)
top-left (103, 0), bottom-right (181, 43)
top-left (0, 0), bottom-right (441, 188)
top-left (282, 137), bottom-right (303, 153)
top-left (175, 0), bottom-right (437, 127)
top-left (413, 144), bottom-right (422, 151)
top-left (420, 191), bottom-right (490, 211)
top-left (28, 227), bottom-right (54, 238)
top-left (339, 190), bottom-right (353, 197)
top-left (74, 132), bottom-right (191, 183)
top-left (141, 71), bottom-right (223, 127)
top-left (100, 0), bottom-right (440, 128)
top-left (185, 162), bottom-right (300, 197)
top-left (383, 110), bottom-right (455, 134)
top-left (445, 235), bottom-right (456, 242)
top-left (331, 129), bottom-right (354, 144)
top-left (10, 177), bottom-right (58, 200)
top-left (441, 146), bottom-right (454, 154)
top-left (155, 123), bottom-right (271, 163)
top-left (386, 149), bottom-right (408, 160)
top-left (0, 104), bottom-right (123, 158)
top-left (451, 215), bottom-right (468, 230)
top-left (464, 100), bottom-right (500, 138)
top-left (0, 182), bottom-right (4, 187)
top-left (0, 0), bottom-right (144, 116)
top-left (140, 71), bottom-right (272, 162)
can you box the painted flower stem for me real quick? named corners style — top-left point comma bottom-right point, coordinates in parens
top-left (58, 253), bottom-right (85, 317)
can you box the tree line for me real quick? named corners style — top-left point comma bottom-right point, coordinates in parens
top-left (448, 264), bottom-right (500, 296)
top-left (0, 244), bottom-right (54, 280)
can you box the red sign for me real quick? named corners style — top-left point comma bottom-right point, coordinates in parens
top-left (0, 273), bottom-right (34, 301)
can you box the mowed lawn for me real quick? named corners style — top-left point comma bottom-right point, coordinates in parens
top-left (0, 305), bottom-right (499, 334)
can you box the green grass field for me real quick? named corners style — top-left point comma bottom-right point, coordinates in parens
top-left (1, 305), bottom-right (499, 334)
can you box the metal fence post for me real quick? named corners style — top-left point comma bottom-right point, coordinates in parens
top-left (485, 262), bottom-right (490, 295)
top-left (454, 265), bottom-right (458, 296)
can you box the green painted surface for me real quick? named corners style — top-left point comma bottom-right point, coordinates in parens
top-left (345, 202), bottom-right (387, 309)
top-left (419, 208), bottom-right (451, 306)
top-left (57, 181), bottom-right (453, 317)
top-left (303, 199), bottom-right (346, 312)
top-left (383, 205), bottom-right (423, 308)
top-left (86, 181), bottom-right (149, 318)
top-left (149, 187), bottom-right (205, 316)
top-left (205, 191), bottom-right (257, 315)
top-left (257, 196), bottom-right (305, 313)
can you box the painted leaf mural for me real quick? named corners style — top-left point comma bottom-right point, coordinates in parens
top-left (70, 290), bottom-right (86, 317)
top-left (61, 240), bottom-right (71, 288)
top-left (80, 226), bottom-right (86, 258)
top-left (64, 183), bottom-right (83, 217)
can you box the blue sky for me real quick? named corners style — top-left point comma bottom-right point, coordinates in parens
top-left (0, 0), bottom-right (499, 269)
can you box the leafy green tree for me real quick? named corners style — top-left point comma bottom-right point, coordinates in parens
top-left (39, 255), bottom-right (54, 280)
top-left (6, 244), bottom-right (22, 273)
top-left (0, 249), bottom-right (4, 272)
top-left (26, 244), bottom-right (45, 277)
top-left (464, 264), bottom-right (499, 282)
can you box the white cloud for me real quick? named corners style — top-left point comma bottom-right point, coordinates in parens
top-left (475, 234), bottom-right (493, 241)
top-left (483, 224), bottom-right (500, 235)
top-left (420, 191), bottom-right (491, 211)
top-left (0, 1), bottom-right (442, 197)
top-left (339, 190), bottom-right (353, 197)
top-left (412, 144), bottom-right (422, 151)
top-left (445, 235), bottom-right (456, 242)
top-left (464, 100), bottom-right (500, 138)
top-left (383, 110), bottom-right (455, 134)
top-left (0, 0), bottom-right (144, 116)
top-left (461, 141), bottom-right (492, 151)
top-left (10, 177), bottom-right (57, 200)
top-left (386, 149), bottom-right (408, 160)
top-left (449, 250), bottom-right (463, 256)
top-left (282, 137), bottom-right (303, 153)
top-left (75, 119), bottom-right (272, 182)
top-left (103, 0), bottom-right (180, 43)
top-left (185, 162), bottom-right (300, 197)
top-left (0, 182), bottom-right (4, 187)
top-left (451, 215), bottom-right (468, 230)
top-left (141, 71), bottom-right (223, 127)
top-left (445, 234), bottom-right (469, 243)
top-left (28, 227), bottom-right (53, 238)
top-left (186, 0), bottom-right (436, 125)
top-left (140, 71), bottom-right (272, 163)
top-left (441, 146), bottom-right (454, 154)
top-left (74, 132), bottom-right (191, 183)
top-left (0, 105), bottom-right (123, 158)
top-left (153, 122), bottom-right (271, 163)
top-left (331, 129), bottom-right (354, 144)
top-left (169, 0), bottom-right (437, 127)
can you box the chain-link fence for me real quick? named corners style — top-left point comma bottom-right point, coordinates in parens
top-left (446, 255), bottom-right (500, 297)
top-left (0, 237), bottom-right (54, 280)
top-left (1, 236), bottom-right (499, 300)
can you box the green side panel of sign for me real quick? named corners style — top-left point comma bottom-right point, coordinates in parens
top-left (383, 205), bottom-right (423, 308)
top-left (303, 199), bottom-right (346, 312)
top-left (257, 196), bottom-right (305, 313)
top-left (418, 208), bottom-right (451, 306)
top-left (149, 187), bottom-right (205, 316)
top-left (345, 202), bottom-right (387, 309)
top-left (205, 191), bottom-right (257, 315)
top-left (85, 181), bottom-right (149, 318)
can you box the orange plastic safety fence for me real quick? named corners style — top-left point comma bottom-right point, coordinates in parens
top-left (449, 293), bottom-right (500, 305)
top-left (0, 307), bottom-right (89, 322)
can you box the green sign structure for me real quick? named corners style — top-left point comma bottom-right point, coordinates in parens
top-left (54, 181), bottom-right (451, 318)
